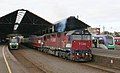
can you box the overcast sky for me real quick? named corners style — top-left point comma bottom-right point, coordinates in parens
top-left (0, 0), bottom-right (120, 32)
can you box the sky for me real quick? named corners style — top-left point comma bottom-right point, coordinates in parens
top-left (0, 0), bottom-right (120, 32)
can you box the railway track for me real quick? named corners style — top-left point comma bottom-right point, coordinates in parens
top-left (0, 45), bottom-right (29, 73)
top-left (10, 48), bottom-right (46, 73)
top-left (10, 45), bottom-right (120, 73)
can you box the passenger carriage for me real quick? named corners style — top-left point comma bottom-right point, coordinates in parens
top-left (92, 35), bottom-right (115, 50)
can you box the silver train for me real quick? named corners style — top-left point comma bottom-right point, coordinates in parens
top-left (8, 37), bottom-right (19, 49)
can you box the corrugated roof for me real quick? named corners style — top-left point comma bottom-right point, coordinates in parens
top-left (54, 16), bottom-right (90, 32)
top-left (0, 9), bottom-right (53, 36)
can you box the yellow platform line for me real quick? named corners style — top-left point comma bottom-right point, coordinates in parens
top-left (2, 46), bottom-right (12, 73)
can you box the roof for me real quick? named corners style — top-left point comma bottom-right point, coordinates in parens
top-left (0, 9), bottom-right (53, 36)
top-left (93, 35), bottom-right (113, 38)
top-left (114, 37), bottom-right (120, 39)
top-left (54, 16), bottom-right (90, 32)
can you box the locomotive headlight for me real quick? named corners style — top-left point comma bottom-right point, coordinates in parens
top-left (16, 43), bottom-right (19, 45)
top-left (41, 42), bottom-right (43, 45)
top-left (86, 53), bottom-right (88, 55)
top-left (77, 53), bottom-right (79, 55)
top-left (9, 43), bottom-right (12, 45)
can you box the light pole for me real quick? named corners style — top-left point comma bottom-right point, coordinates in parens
top-left (103, 26), bottom-right (105, 32)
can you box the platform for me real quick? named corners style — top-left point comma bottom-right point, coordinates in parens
top-left (92, 48), bottom-right (120, 70)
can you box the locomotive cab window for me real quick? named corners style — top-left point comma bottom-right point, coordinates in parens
top-left (106, 36), bottom-right (113, 45)
top-left (72, 35), bottom-right (82, 40)
top-left (82, 35), bottom-right (91, 40)
top-left (98, 38), bottom-right (104, 44)
top-left (10, 39), bottom-right (17, 43)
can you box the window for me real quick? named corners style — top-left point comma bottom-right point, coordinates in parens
top-left (72, 35), bottom-right (82, 40)
top-left (106, 36), bottom-right (113, 45)
top-left (10, 39), bottom-right (17, 43)
top-left (57, 33), bottom-right (61, 37)
top-left (47, 35), bottom-right (50, 39)
top-left (82, 35), bottom-right (91, 40)
top-left (98, 37), bottom-right (104, 44)
top-left (44, 36), bottom-right (47, 41)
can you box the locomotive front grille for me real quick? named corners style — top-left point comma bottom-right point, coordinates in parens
top-left (11, 45), bottom-right (17, 48)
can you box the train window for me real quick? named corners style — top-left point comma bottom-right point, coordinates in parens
top-left (50, 29), bottom-right (53, 33)
top-left (57, 33), bottom-right (61, 37)
top-left (75, 31), bottom-right (80, 34)
top-left (99, 40), bottom-right (104, 44)
top-left (44, 36), bottom-right (47, 41)
top-left (47, 35), bottom-right (50, 39)
top-left (51, 34), bottom-right (55, 38)
top-left (10, 39), bottom-right (18, 43)
top-left (72, 35), bottom-right (82, 40)
top-left (98, 37), bottom-right (104, 44)
top-left (106, 36), bottom-right (113, 45)
top-left (82, 35), bottom-right (91, 40)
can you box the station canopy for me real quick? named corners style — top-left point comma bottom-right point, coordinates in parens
top-left (0, 9), bottom-right (53, 37)
top-left (54, 16), bottom-right (90, 32)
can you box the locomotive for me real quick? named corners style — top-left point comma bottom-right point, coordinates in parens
top-left (23, 16), bottom-right (93, 61)
top-left (114, 37), bottom-right (120, 45)
top-left (8, 37), bottom-right (19, 50)
top-left (26, 29), bottom-right (92, 61)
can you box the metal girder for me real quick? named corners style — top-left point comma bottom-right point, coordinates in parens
top-left (0, 9), bottom-right (53, 37)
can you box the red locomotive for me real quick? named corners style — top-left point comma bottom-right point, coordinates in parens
top-left (27, 29), bottom-right (92, 61)
top-left (114, 37), bottom-right (120, 45)
top-left (23, 16), bottom-right (93, 61)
